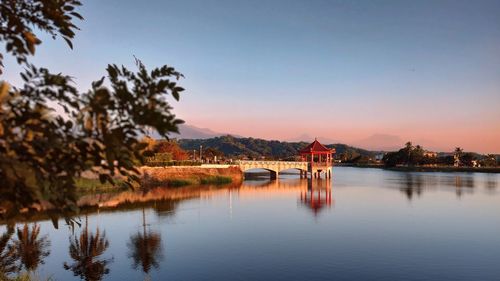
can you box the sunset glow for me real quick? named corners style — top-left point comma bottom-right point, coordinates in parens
top-left (3, 0), bottom-right (499, 153)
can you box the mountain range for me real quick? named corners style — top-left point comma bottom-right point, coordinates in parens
top-left (178, 135), bottom-right (376, 160)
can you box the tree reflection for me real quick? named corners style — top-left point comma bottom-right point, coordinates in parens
top-left (127, 208), bottom-right (164, 279)
top-left (13, 223), bottom-right (50, 273)
top-left (0, 226), bottom-right (17, 278)
top-left (64, 216), bottom-right (112, 281)
top-left (400, 173), bottom-right (423, 200)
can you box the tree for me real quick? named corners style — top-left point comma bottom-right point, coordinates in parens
top-left (203, 147), bottom-right (224, 162)
top-left (454, 147), bottom-right (463, 167)
top-left (404, 141), bottom-right (413, 166)
top-left (0, 0), bottom-right (83, 73)
top-left (382, 151), bottom-right (402, 167)
top-left (461, 153), bottom-right (476, 167)
top-left (480, 154), bottom-right (497, 167)
top-left (0, 0), bottom-right (185, 218)
top-left (154, 140), bottom-right (188, 161)
top-left (410, 145), bottom-right (425, 165)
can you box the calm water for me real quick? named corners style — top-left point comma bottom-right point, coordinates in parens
top-left (1, 167), bottom-right (500, 281)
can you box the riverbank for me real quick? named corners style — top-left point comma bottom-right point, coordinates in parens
top-left (139, 165), bottom-right (242, 187)
top-left (337, 163), bottom-right (500, 173)
top-left (75, 165), bottom-right (243, 192)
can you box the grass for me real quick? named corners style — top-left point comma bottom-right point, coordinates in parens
top-left (75, 178), bottom-right (127, 194)
top-left (166, 179), bottom-right (194, 187)
top-left (200, 176), bottom-right (232, 185)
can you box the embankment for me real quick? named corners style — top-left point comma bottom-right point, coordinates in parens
top-left (140, 165), bottom-right (243, 187)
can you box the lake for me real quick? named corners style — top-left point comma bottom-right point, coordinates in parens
top-left (1, 167), bottom-right (499, 281)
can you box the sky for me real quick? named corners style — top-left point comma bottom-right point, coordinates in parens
top-left (3, 0), bottom-right (500, 153)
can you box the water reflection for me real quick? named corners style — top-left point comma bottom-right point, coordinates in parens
top-left (0, 226), bottom-right (17, 278)
top-left (14, 223), bottom-right (51, 273)
top-left (400, 173), bottom-right (424, 200)
top-left (0, 223), bottom-right (51, 279)
top-left (0, 168), bottom-right (499, 281)
top-left (299, 179), bottom-right (333, 215)
top-left (127, 208), bottom-right (164, 279)
top-left (485, 176), bottom-right (497, 190)
top-left (64, 215), bottom-right (112, 281)
top-left (386, 172), bottom-right (498, 200)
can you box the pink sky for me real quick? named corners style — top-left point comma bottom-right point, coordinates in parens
top-left (3, 0), bottom-right (499, 154)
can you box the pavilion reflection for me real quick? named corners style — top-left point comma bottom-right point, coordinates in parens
top-left (298, 178), bottom-right (333, 216)
top-left (239, 177), bottom-right (334, 216)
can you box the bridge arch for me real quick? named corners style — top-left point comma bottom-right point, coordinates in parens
top-left (278, 167), bottom-right (307, 173)
top-left (241, 167), bottom-right (278, 180)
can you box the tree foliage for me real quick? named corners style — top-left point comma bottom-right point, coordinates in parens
top-left (0, 0), bottom-right (83, 73)
top-left (0, 0), bottom-right (185, 218)
top-left (383, 142), bottom-right (433, 167)
top-left (154, 140), bottom-right (188, 160)
top-left (178, 135), bottom-right (374, 160)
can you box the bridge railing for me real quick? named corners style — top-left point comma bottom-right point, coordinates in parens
top-left (235, 160), bottom-right (308, 165)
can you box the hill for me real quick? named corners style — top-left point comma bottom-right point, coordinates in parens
top-left (177, 135), bottom-right (375, 160)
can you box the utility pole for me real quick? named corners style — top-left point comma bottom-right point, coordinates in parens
top-left (200, 145), bottom-right (203, 163)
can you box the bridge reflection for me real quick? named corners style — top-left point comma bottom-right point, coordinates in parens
top-left (239, 177), bottom-right (334, 215)
top-left (1, 177), bottom-right (335, 225)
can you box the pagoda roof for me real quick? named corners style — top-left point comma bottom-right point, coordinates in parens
top-left (299, 139), bottom-right (333, 154)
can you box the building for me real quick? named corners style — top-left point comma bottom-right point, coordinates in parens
top-left (423, 150), bottom-right (437, 158)
top-left (298, 139), bottom-right (336, 179)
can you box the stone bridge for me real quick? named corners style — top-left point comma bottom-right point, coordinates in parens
top-left (235, 160), bottom-right (333, 179)
top-left (236, 160), bottom-right (309, 179)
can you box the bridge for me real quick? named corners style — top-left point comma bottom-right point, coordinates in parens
top-left (235, 160), bottom-right (332, 179)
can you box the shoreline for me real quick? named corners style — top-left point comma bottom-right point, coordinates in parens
top-left (336, 163), bottom-right (500, 173)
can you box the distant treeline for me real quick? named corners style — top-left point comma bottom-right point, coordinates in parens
top-left (177, 135), bottom-right (375, 161)
top-left (382, 142), bottom-right (499, 168)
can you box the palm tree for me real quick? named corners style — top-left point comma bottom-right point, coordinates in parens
top-left (127, 208), bottom-right (164, 280)
top-left (13, 223), bottom-right (50, 274)
top-left (64, 215), bottom-right (112, 281)
top-left (454, 147), bottom-right (463, 167)
top-left (0, 226), bottom-right (18, 278)
top-left (405, 141), bottom-right (413, 166)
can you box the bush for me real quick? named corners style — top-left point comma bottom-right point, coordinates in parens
top-left (200, 176), bottom-right (232, 185)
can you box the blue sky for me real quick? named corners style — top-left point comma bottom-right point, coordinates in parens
top-left (3, 0), bottom-right (500, 152)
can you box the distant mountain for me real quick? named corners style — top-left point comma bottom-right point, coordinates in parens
top-left (174, 124), bottom-right (227, 139)
top-left (178, 135), bottom-right (375, 159)
top-left (146, 124), bottom-right (242, 140)
top-left (353, 134), bottom-right (403, 151)
top-left (286, 134), bottom-right (339, 144)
